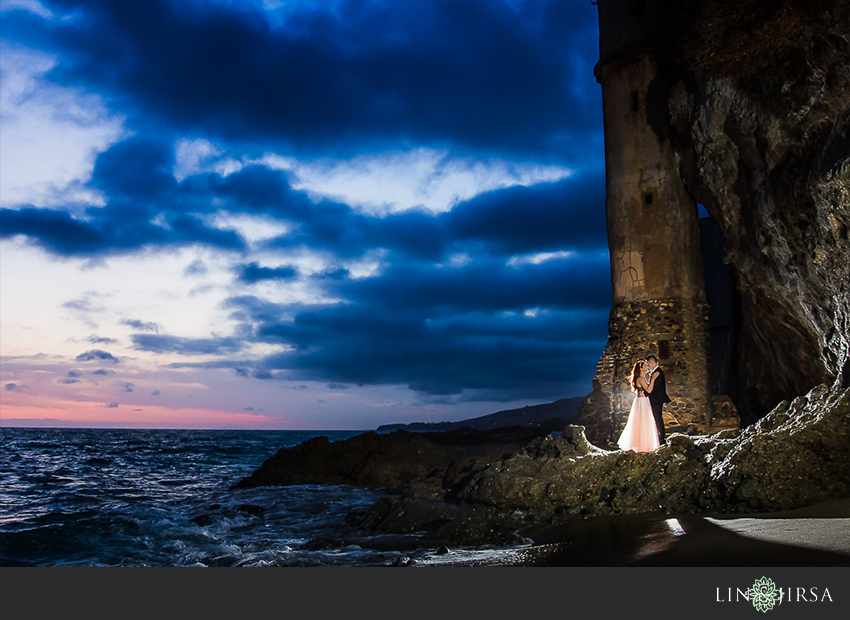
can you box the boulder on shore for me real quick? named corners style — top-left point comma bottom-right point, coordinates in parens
top-left (233, 425), bottom-right (553, 495)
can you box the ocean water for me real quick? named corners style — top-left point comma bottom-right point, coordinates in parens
top-left (0, 427), bottom-right (421, 567)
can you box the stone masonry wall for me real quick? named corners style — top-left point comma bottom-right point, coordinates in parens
top-left (578, 298), bottom-right (712, 446)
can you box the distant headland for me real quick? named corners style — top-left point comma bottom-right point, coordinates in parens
top-left (375, 396), bottom-right (584, 433)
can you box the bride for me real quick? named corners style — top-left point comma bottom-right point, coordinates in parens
top-left (617, 359), bottom-right (660, 452)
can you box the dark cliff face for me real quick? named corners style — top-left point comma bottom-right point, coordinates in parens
top-left (650, 0), bottom-right (850, 422)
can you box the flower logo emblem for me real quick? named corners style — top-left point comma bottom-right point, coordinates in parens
top-left (747, 577), bottom-right (784, 612)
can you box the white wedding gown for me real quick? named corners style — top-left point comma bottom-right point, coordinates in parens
top-left (617, 394), bottom-right (660, 452)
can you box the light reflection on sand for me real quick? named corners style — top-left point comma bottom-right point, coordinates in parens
top-left (704, 517), bottom-right (850, 555)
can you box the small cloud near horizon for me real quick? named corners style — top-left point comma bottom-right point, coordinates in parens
top-left (76, 349), bottom-right (120, 363)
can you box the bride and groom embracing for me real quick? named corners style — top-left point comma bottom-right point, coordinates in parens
top-left (617, 355), bottom-right (671, 452)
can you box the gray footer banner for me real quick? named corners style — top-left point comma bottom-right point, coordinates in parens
top-left (3, 566), bottom-right (849, 619)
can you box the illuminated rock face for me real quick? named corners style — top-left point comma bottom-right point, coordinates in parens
top-left (578, 1), bottom-right (712, 446)
top-left (462, 384), bottom-right (850, 522)
top-left (580, 0), bottom-right (850, 444)
top-left (666, 0), bottom-right (850, 422)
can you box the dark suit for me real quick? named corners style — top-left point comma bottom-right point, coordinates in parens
top-left (647, 367), bottom-right (671, 443)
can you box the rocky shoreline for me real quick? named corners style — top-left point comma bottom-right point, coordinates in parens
top-left (233, 383), bottom-right (850, 554)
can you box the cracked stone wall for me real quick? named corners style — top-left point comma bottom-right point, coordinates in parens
top-left (579, 299), bottom-right (712, 446)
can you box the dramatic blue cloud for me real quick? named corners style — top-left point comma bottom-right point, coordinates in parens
top-left (238, 262), bottom-right (299, 284)
top-left (0, 202), bottom-right (246, 257)
top-left (1, 0), bottom-right (609, 410)
top-left (88, 335), bottom-right (119, 345)
top-left (130, 334), bottom-right (246, 356)
top-left (209, 247), bottom-right (611, 400)
top-left (445, 173), bottom-right (608, 255)
top-left (254, 304), bottom-right (608, 399)
top-left (5, 0), bottom-right (600, 159)
top-left (121, 319), bottom-right (160, 333)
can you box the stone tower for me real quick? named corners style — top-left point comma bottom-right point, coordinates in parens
top-left (577, 0), bottom-right (712, 445)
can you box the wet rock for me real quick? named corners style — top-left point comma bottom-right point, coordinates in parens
top-left (190, 514), bottom-right (213, 527)
top-left (390, 556), bottom-right (414, 567)
top-left (356, 534), bottom-right (425, 552)
top-left (301, 537), bottom-right (341, 551)
top-left (237, 504), bottom-right (264, 516)
top-left (428, 507), bottom-right (524, 547)
top-left (233, 426), bottom-right (549, 494)
top-left (351, 495), bottom-right (398, 530)
top-left (734, 478), bottom-right (758, 501)
top-left (372, 498), bottom-right (459, 535)
top-left (665, 460), bottom-right (682, 476)
top-left (668, 434), bottom-right (694, 449)
top-left (209, 555), bottom-right (241, 567)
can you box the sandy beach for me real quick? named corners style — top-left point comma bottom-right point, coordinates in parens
top-left (415, 498), bottom-right (850, 567)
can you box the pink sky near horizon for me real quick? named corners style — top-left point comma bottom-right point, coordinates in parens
top-left (0, 389), bottom-right (300, 430)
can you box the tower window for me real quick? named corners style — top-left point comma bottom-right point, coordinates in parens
top-left (644, 192), bottom-right (653, 205)
top-left (630, 90), bottom-right (639, 112)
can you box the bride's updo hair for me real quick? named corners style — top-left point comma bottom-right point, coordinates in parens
top-left (629, 360), bottom-right (644, 392)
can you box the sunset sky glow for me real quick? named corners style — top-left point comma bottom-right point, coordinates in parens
top-left (0, 0), bottom-right (609, 430)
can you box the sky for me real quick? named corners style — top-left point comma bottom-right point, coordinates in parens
top-left (0, 0), bottom-right (609, 430)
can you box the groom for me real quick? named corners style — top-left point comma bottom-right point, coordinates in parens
top-left (645, 355), bottom-right (671, 444)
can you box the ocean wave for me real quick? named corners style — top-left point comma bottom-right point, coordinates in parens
top-left (0, 428), bottom-right (396, 566)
